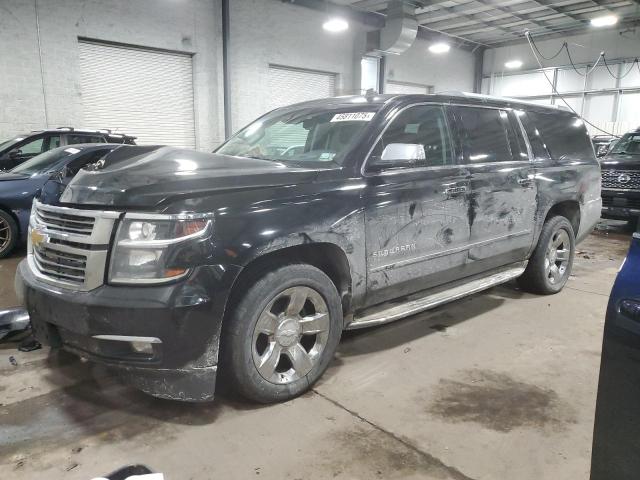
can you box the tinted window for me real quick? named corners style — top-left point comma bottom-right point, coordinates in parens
top-left (48, 135), bottom-right (61, 149)
top-left (67, 134), bottom-right (104, 145)
top-left (526, 111), bottom-right (594, 161)
top-left (507, 111), bottom-right (530, 161)
top-left (454, 107), bottom-right (512, 163)
top-left (519, 112), bottom-right (550, 161)
top-left (369, 105), bottom-right (452, 169)
top-left (610, 133), bottom-right (640, 155)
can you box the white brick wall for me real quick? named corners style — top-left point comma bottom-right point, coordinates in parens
top-left (0, 0), bottom-right (224, 150)
top-left (0, 0), bottom-right (477, 147)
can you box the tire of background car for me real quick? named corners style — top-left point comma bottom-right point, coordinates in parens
top-left (0, 209), bottom-right (18, 259)
top-left (518, 215), bottom-right (576, 295)
top-left (222, 263), bottom-right (343, 403)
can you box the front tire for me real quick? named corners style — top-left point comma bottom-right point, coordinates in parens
top-left (222, 264), bottom-right (343, 403)
top-left (518, 215), bottom-right (575, 295)
top-left (0, 210), bottom-right (18, 259)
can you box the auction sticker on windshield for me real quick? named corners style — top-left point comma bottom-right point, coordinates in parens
top-left (330, 112), bottom-right (375, 122)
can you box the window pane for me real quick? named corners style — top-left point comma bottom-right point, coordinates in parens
top-left (19, 138), bottom-right (44, 154)
top-left (67, 134), bottom-right (103, 144)
top-left (527, 111), bottom-right (594, 161)
top-left (520, 112), bottom-right (550, 161)
top-left (49, 135), bottom-right (61, 149)
top-left (454, 107), bottom-right (512, 163)
top-left (371, 105), bottom-right (452, 168)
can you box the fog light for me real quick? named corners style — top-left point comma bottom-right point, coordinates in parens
top-left (130, 341), bottom-right (154, 354)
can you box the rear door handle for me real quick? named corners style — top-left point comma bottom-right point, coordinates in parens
top-left (444, 186), bottom-right (468, 195)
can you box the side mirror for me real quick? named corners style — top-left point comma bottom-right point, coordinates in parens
top-left (8, 149), bottom-right (21, 160)
top-left (596, 145), bottom-right (608, 157)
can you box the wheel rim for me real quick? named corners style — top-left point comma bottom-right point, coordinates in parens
top-left (544, 228), bottom-right (571, 285)
top-left (251, 286), bottom-right (331, 385)
top-left (0, 216), bottom-right (10, 253)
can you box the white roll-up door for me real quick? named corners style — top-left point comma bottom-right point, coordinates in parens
top-left (386, 81), bottom-right (432, 95)
top-left (79, 41), bottom-right (196, 148)
top-left (267, 65), bottom-right (336, 111)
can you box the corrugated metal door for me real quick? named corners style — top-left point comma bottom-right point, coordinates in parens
top-left (386, 81), bottom-right (432, 95)
top-left (267, 65), bottom-right (336, 110)
top-left (79, 41), bottom-right (196, 148)
top-left (266, 66), bottom-right (336, 148)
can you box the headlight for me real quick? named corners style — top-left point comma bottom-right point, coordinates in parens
top-left (108, 214), bottom-right (212, 284)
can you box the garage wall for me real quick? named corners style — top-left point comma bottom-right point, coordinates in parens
top-left (482, 29), bottom-right (640, 135)
top-left (0, 0), bottom-right (224, 150)
top-left (228, 0), bottom-right (367, 133)
top-left (385, 36), bottom-right (475, 94)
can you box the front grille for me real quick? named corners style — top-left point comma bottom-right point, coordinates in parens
top-left (35, 209), bottom-right (94, 235)
top-left (601, 169), bottom-right (640, 190)
top-left (28, 201), bottom-right (119, 290)
top-left (32, 245), bottom-right (87, 284)
top-left (602, 195), bottom-right (640, 210)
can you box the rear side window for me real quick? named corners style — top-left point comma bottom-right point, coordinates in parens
top-left (526, 111), bottom-right (594, 161)
top-left (453, 106), bottom-right (513, 163)
top-left (519, 112), bottom-right (550, 161)
top-left (67, 134), bottom-right (105, 144)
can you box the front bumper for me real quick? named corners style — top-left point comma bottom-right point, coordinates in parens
top-left (17, 259), bottom-right (241, 402)
top-left (601, 189), bottom-right (640, 220)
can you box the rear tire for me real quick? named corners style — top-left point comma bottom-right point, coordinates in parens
top-left (221, 263), bottom-right (343, 403)
top-left (0, 210), bottom-right (18, 259)
top-left (518, 216), bottom-right (575, 295)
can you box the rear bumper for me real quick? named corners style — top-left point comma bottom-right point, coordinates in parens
top-left (17, 259), bottom-right (241, 402)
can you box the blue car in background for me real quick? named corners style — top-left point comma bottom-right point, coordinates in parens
top-left (0, 144), bottom-right (122, 258)
top-left (591, 221), bottom-right (640, 479)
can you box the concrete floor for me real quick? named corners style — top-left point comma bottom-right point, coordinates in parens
top-left (0, 221), bottom-right (632, 479)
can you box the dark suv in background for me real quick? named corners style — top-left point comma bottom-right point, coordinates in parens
top-left (600, 128), bottom-right (640, 222)
top-left (0, 127), bottom-right (136, 170)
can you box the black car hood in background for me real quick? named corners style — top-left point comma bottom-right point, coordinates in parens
top-left (600, 154), bottom-right (640, 170)
top-left (59, 146), bottom-right (321, 209)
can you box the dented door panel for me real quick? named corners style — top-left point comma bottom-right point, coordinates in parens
top-left (363, 167), bottom-right (471, 306)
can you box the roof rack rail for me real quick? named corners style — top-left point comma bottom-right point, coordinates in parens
top-left (55, 126), bottom-right (74, 131)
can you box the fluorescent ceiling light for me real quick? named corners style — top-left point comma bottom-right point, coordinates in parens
top-left (591, 15), bottom-right (618, 27)
top-left (323, 17), bottom-right (349, 33)
top-left (505, 59), bottom-right (523, 69)
top-left (429, 43), bottom-right (450, 54)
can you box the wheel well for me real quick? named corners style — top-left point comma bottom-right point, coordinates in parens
top-left (0, 205), bottom-right (20, 237)
top-left (227, 243), bottom-right (353, 318)
top-left (545, 201), bottom-right (580, 234)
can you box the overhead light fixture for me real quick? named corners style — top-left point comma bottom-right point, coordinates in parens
top-left (591, 15), bottom-right (618, 27)
top-left (505, 59), bottom-right (523, 69)
top-left (429, 43), bottom-right (450, 54)
top-left (323, 17), bottom-right (349, 33)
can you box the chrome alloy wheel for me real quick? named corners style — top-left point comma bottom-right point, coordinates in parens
top-left (545, 229), bottom-right (571, 285)
top-left (0, 216), bottom-right (10, 254)
top-left (252, 286), bottom-right (331, 385)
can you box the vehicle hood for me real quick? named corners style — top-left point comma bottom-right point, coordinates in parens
top-left (600, 154), bottom-right (640, 170)
top-left (0, 174), bottom-right (47, 202)
top-left (59, 146), bottom-right (322, 208)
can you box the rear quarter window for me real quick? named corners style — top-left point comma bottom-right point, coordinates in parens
top-left (526, 111), bottom-right (594, 161)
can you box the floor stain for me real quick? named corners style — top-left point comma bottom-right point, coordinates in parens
top-left (327, 426), bottom-right (473, 480)
top-left (426, 369), bottom-right (577, 433)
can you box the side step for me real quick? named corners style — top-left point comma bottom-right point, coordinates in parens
top-left (347, 263), bottom-right (527, 330)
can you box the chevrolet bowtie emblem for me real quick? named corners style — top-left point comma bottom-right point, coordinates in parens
top-left (30, 228), bottom-right (47, 248)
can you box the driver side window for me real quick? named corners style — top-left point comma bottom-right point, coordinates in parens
top-left (369, 105), bottom-right (453, 170)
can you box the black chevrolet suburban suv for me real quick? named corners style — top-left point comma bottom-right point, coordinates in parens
top-left (16, 93), bottom-right (601, 403)
top-left (0, 127), bottom-right (136, 171)
top-left (600, 128), bottom-right (640, 221)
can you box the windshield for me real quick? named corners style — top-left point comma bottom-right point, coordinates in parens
top-left (10, 146), bottom-right (82, 175)
top-left (0, 136), bottom-right (25, 152)
top-left (216, 107), bottom-right (379, 164)
top-left (610, 133), bottom-right (640, 155)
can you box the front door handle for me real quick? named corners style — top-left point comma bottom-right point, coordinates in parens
top-left (444, 185), bottom-right (468, 195)
top-left (518, 178), bottom-right (534, 188)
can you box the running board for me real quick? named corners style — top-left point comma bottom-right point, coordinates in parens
top-left (347, 263), bottom-right (527, 330)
